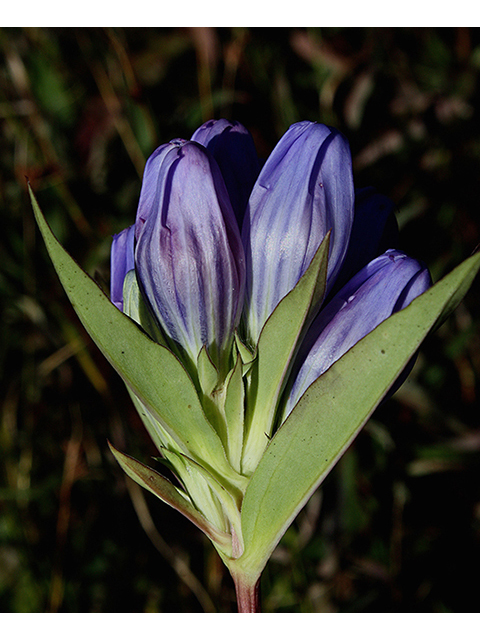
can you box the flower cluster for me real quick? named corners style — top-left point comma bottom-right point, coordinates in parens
top-left (110, 119), bottom-right (431, 527)
top-left (112, 121), bottom-right (429, 401)
top-left (30, 112), bottom-right (480, 609)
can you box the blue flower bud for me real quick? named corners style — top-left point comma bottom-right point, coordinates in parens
top-left (242, 121), bottom-right (355, 344)
top-left (284, 250), bottom-right (431, 418)
top-left (191, 119), bottom-right (261, 226)
top-left (110, 224), bottom-right (135, 311)
top-left (134, 139), bottom-right (246, 373)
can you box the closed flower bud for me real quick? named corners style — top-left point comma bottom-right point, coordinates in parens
top-left (284, 250), bottom-right (431, 418)
top-left (134, 139), bottom-right (245, 373)
top-left (242, 121), bottom-right (355, 344)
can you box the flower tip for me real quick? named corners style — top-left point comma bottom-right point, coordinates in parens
top-left (191, 119), bottom-right (260, 226)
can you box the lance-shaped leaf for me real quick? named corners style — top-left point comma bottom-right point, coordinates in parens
top-left (236, 251), bottom-right (480, 580)
top-left (241, 235), bottom-right (329, 474)
top-left (108, 443), bottom-right (232, 552)
top-left (30, 185), bottom-right (245, 491)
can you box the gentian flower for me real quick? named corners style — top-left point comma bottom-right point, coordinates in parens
top-left (284, 249), bottom-right (432, 419)
top-left (242, 121), bottom-right (355, 345)
top-left (132, 138), bottom-right (245, 374)
top-left (107, 119), bottom-right (432, 602)
top-left (34, 111), bottom-right (480, 614)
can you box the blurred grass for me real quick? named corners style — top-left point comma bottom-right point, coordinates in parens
top-left (1, 27), bottom-right (480, 612)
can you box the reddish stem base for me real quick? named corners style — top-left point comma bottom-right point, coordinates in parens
top-left (234, 576), bottom-right (260, 613)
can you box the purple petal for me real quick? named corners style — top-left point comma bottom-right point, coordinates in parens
top-left (242, 121), bottom-right (355, 344)
top-left (135, 139), bottom-right (245, 371)
top-left (191, 119), bottom-right (260, 226)
top-left (110, 224), bottom-right (135, 311)
top-left (284, 249), bottom-right (431, 417)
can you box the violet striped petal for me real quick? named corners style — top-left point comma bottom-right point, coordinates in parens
top-left (191, 119), bottom-right (260, 226)
top-left (284, 249), bottom-right (431, 418)
top-left (135, 139), bottom-right (245, 373)
top-left (242, 121), bottom-right (355, 344)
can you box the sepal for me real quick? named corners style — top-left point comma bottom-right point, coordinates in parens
top-left (197, 345), bottom-right (219, 396)
top-left (223, 353), bottom-right (246, 473)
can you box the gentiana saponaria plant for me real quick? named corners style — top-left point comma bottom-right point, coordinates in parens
top-left (31, 119), bottom-right (480, 613)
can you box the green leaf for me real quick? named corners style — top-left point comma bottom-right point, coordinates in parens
top-left (30, 185), bottom-right (244, 491)
top-left (160, 447), bottom-right (230, 534)
top-left (237, 251), bottom-right (480, 579)
top-left (241, 234), bottom-right (330, 473)
top-left (161, 448), bottom-right (243, 554)
top-left (108, 442), bottom-right (232, 552)
top-left (127, 387), bottom-right (179, 454)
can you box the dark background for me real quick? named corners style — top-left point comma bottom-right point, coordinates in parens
top-left (1, 27), bottom-right (480, 613)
